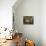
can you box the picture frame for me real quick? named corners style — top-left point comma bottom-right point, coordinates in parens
top-left (23, 16), bottom-right (34, 24)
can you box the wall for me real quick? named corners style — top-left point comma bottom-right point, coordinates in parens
top-left (0, 0), bottom-right (16, 30)
top-left (13, 0), bottom-right (41, 46)
top-left (41, 0), bottom-right (46, 46)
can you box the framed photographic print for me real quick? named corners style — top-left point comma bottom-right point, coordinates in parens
top-left (23, 16), bottom-right (34, 24)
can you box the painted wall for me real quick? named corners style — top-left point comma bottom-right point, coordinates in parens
top-left (13, 0), bottom-right (41, 46)
top-left (41, 0), bottom-right (46, 46)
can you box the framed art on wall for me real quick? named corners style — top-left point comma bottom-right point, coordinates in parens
top-left (23, 16), bottom-right (34, 24)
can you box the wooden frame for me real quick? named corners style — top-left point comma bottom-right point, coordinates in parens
top-left (23, 16), bottom-right (34, 24)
